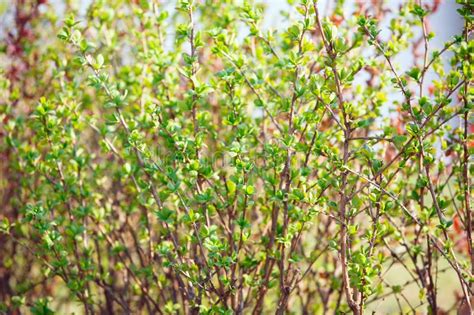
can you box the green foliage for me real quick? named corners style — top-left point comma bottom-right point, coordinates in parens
top-left (0, 0), bottom-right (473, 314)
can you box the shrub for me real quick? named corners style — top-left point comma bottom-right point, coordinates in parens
top-left (0, 0), bottom-right (472, 314)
